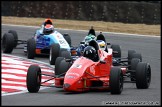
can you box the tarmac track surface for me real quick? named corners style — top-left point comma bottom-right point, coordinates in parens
top-left (1, 25), bottom-right (161, 106)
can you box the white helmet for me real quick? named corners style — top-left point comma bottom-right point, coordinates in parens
top-left (97, 40), bottom-right (106, 51)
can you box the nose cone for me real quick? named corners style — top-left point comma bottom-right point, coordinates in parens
top-left (63, 78), bottom-right (83, 92)
top-left (63, 79), bottom-right (79, 91)
top-left (63, 83), bottom-right (71, 89)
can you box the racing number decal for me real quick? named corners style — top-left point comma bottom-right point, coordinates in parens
top-left (56, 34), bottom-right (67, 45)
top-left (59, 40), bottom-right (66, 45)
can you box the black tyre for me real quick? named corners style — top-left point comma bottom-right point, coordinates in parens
top-left (136, 62), bottom-right (151, 89)
top-left (26, 65), bottom-right (41, 93)
top-left (110, 67), bottom-right (123, 94)
top-left (8, 30), bottom-right (18, 48)
top-left (63, 34), bottom-right (71, 46)
top-left (132, 53), bottom-right (142, 62)
top-left (130, 58), bottom-right (140, 81)
top-left (55, 57), bottom-right (64, 74)
top-left (128, 50), bottom-right (136, 65)
top-left (59, 48), bottom-right (68, 55)
top-left (49, 43), bottom-right (60, 65)
top-left (111, 44), bottom-right (121, 58)
top-left (27, 38), bottom-right (36, 59)
top-left (59, 50), bottom-right (72, 60)
top-left (55, 58), bottom-right (71, 76)
top-left (2, 33), bottom-right (15, 53)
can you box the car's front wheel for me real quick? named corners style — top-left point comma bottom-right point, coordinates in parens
top-left (26, 65), bottom-right (41, 93)
top-left (110, 67), bottom-right (123, 94)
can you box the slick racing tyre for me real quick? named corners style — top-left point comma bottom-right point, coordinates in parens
top-left (27, 38), bottom-right (36, 59)
top-left (63, 34), bottom-right (71, 46)
top-left (55, 57), bottom-right (64, 74)
top-left (49, 43), bottom-right (60, 65)
top-left (8, 30), bottom-right (18, 48)
top-left (128, 50), bottom-right (136, 66)
top-left (128, 50), bottom-right (142, 70)
top-left (2, 33), bottom-right (15, 53)
top-left (111, 44), bottom-right (121, 58)
top-left (59, 50), bottom-right (72, 60)
top-left (26, 65), bottom-right (41, 93)
top-left (55, 57), bottom-right (71, 76)
top-left (130, 58), bottom-right (140, 81)
top-left (110, 67), bottom-right (123, 94)
top-left (135, 62), bottom-right (151, 89)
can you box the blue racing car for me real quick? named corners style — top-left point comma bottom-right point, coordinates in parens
top-left (2, 18), bottom-right (72, 65)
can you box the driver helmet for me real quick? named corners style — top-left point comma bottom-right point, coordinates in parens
top-left (84, 34), bottom-right (96, 44)
top-left (83, 46), bottom-right (97, 61)
top-left (43, 24), bottom-right (54, 34)
top-left (44, 18), bottom-right (53, 25)
top-left (97, 40), bottom-right (106, 51)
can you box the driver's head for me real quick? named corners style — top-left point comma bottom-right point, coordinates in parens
top-left (83, 46), bottom-right (97, 61)
top-left (43, 24), bottom-right (54, 34)
top-left (97, 40), bottom-right (106, 51)
top-left (85, 34), bottom-right (96, 45)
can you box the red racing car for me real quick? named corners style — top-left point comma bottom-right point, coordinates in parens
top-left (26, 40), bottom-right (151, 94)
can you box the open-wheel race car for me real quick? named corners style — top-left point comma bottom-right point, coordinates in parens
top-left (26, 40), bottom-right (151, 94)
top-left (2, 28), bottom-right (71, 65)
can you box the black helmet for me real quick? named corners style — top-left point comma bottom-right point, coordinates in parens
top-left (83, 46), bottom-right (97, 61)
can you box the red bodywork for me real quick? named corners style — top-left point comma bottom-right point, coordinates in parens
top-left (55, 49), bottom-right (126, 92)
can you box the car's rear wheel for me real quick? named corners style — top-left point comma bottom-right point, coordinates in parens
top-left (55, 57), bottom-right (64, 74)
top-left (59, 50), bottom-right (72, 60)
top-left (63, 34), bottom-right (71, 46)
top-left (26, 65), bottom-right (41, 93)
top-left (128, 50), bottom-right (136, 62)
top-left (128, 50), bottom-right (142, 69)
top-left (49, 43), bottom-right (60, 65)
top-left (110, 67), bottom-right (123, 94)
top-left (8, 30), bottom-right (18, 48)
top-left (27, 38), bottom-right (36, 59)
top-left (111, 44), bottom-right (121, 58)
top-left (55, 57), bottom-right (71, 76)
top-left (2, 33), bottom-right (15, 53)
top-left (136, 62), bottom-right (151, 89)
top-left (130, 58), bottom-right (140, 81)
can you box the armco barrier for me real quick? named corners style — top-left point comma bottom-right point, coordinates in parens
top-left (1, 1), bottom-right (161, 24)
